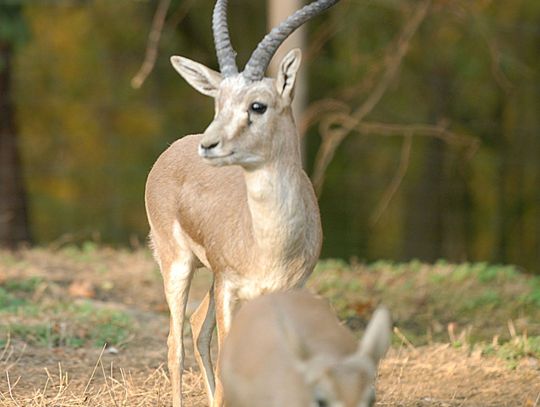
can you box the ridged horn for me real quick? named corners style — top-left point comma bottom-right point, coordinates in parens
top-left (212, 0), bottom-right (239, 77)
top-left (243, 0), bottom-right (340, 82)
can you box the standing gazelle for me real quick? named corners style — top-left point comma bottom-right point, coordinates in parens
top-left (145, 1), bottom-right (340, 406)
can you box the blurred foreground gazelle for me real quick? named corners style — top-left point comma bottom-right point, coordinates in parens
top-left (221, 291), bottom-right (392, 407)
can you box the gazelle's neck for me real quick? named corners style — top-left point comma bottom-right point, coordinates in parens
top-left (244, 163), bottom-right (304, 249)
top-left (242, 130), bottom-right (306, 256)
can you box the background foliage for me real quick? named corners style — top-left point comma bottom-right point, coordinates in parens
top-left (8, 0), bottom-right (540, 272)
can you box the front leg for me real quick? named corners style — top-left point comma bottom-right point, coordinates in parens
top-left (161, 254), bottom-right (195, 407)
top-left (213, 277), bottom-right (236, 407)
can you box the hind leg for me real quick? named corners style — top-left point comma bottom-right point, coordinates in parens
top-left (190, 284), bottom-right (217, 405)
top-left (212, 276), bottom-right (237, 407)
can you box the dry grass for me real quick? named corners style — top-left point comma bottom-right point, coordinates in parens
top-left (2, 341), bottom-right (538, 407)
top-left (0, 246), bottom-right (539, 406)
top-left (0, 339), bottom-right (206, 407)
top-left (379, 345), bottom-right (540, 406)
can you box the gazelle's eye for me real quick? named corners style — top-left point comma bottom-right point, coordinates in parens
top-left (249, 102), bottom-right (267, 114)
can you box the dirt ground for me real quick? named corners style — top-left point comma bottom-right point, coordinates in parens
top-left (0, 247), bottom-right (539, 406)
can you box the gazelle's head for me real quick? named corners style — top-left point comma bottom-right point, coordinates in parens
top-left (296, 307), bottom-right (392, 407)
top-left (170, 0), bottom-right (340, 169)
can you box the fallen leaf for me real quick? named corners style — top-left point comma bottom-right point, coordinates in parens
top-left (68, 280), bottom-right (96, 299)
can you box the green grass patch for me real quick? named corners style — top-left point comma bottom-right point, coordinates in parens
top-left (0, 302), bottom-right (133, 348)
top-left (0, 277), bottom-right (43, 314)
top-left (4, 276), bottom-right (43, 293)
top-left (0, 276), bottom-right (134, 348)
top-left (0, 286), bottom-right (30, 313)
top-left (460, 289), bottom-right (502, 312)
top-left (70, 302), bottom-right (133, 347)
top-left (480, 336), bottom-right (540, 369)
top-left (309, 259), bottom-right (540, 347)
top-left (59, 241), bottom-right (101, 262)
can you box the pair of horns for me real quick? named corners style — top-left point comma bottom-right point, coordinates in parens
top-left (213, 0), bottom-right (340, 81)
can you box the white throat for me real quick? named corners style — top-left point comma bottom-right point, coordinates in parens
top-left (243, 159), bottom-right (304, 255)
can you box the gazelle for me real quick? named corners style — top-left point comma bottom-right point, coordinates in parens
top-left (221, 291), bottom-right (392, 407)
top-left (145, 1), bottom-right (340, 406)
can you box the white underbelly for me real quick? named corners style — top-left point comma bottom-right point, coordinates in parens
top-left (230, 266), bottom-right (308, 301)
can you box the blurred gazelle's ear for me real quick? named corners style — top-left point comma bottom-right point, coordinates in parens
top-left (356, 307), bottom-right (392, 364)
top-left (170, 56), bottom-right (222, 97)
top-left (276, 48), bottom-right (302, 104)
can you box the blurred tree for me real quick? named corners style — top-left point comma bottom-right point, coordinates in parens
top-left (268, 0), bottom-right (307, 161)
top-left (305, 0), bottom-right (540, 272)
top-left (0, 3), bottom-right (31, 248)
top-left (7, 0), bottom-right (540, 272)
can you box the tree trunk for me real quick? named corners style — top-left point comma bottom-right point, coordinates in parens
top-left (0, 41), bottom-right (31, 248)
top-left (403, 69), bottom-right (450, 262)
top-left (403, 138), bottom-right (444, 262)
top-left (267, 0), bottom-right (307, 162)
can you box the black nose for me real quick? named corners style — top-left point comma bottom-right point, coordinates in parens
top-left (201, 141), bottom-right (219, 150)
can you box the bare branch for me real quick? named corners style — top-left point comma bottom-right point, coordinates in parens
top-left (369, 134), bottom-right (412, 226)
top-left (319, 114), bottom-right (479, 156)
top-left (304, 20), bottom-right (338, 63)
top-left (298, 98), bottom-right (350, 136)
top-left (457, 0), bottom-right (513, 95)
top-left (479, 29), bottom-right (513, 95)
top-left (131, 0), bottom-right (172, 89)
top-left (354, 121), bottom-right (480, 158)
top-left (311, 0), bottom-right (431, 195)
top-left (313, 114), bottom-right (479, 223)
top-left (167, 0), bottom-right (197, 29)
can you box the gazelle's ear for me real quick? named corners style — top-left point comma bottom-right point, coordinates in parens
top-left (356, 307), bottom-right (392, 365)
top-left (276, 48), bottom-right (302, 104)
top-left (170, 56), bottom-right (222, 97)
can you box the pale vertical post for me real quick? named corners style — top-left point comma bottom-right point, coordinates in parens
top-left (268, 0), bottom-right (308, 163)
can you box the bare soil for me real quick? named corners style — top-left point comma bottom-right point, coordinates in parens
top-left (0, 247), bottom-right (538, 406)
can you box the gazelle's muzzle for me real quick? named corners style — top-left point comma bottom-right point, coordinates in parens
top-left (198, 123), bottom-right (234, 162)
top-left (198, 136), bottom-right (222, 158)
